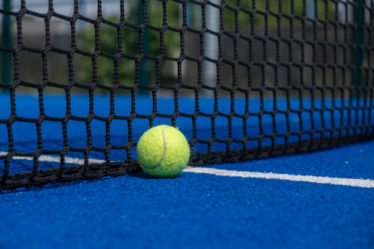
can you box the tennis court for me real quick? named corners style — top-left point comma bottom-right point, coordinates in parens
top-left (1, 0), bottom-right (374, 248)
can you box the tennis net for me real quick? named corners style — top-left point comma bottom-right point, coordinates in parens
top-left (0, 0), bottom-right (373, 189)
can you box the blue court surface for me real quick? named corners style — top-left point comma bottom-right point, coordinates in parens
top-left (1, 94), bottom-right (374, 249)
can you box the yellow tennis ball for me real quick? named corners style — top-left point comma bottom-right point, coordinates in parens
top-left (137, 125), bottom-right (190, 177)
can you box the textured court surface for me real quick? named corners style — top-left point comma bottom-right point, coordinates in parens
top-left (1, 140), bottom-right (373, 249)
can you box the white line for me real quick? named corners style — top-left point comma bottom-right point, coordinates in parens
top-left (0, 152), bottom-right (105, 164)
top-left (2, 151), bottom-right (374, 188)
top-left (183, 167), bottom-right (374, 188)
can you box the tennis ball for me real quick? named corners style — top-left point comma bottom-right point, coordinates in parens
top-left (137, 125), bottom-right (190, 177)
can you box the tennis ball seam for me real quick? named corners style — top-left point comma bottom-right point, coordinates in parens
top-left (142, 126), bottom-right (167, 170)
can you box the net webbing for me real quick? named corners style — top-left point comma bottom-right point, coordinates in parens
top-left (0, 0), bottom-right (373, 189)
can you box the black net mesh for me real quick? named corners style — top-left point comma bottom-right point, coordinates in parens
top-left (0, 0), bottom-right (374, 190)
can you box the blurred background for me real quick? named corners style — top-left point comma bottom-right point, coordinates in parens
top-left (0, 0), bottom-right (373, 97)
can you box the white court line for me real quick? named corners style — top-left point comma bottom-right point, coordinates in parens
top-left (0, 152), bottom-right (106, 164)
top-left (2, 151), bottom-right (374, 188)
top-left (184, 167), bottom-right (374, 188)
